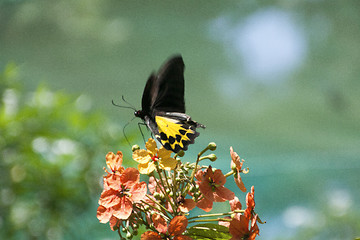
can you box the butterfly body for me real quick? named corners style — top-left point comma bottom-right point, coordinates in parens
top-left (135, 55), bottom-right (205, 153)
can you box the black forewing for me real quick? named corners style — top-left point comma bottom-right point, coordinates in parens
top-left (150, 55), bottom-right (185, 114)
top-left (141, 74), bottom-right (156, 114)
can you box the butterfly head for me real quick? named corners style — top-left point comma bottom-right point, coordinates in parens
top-left (134, 110), bottom-right (146, 120)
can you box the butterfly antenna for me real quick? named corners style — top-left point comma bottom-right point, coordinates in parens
top-left (122, 95), bottom-right (138, 111)
top-left (112, 98), bottom-right (137, 111)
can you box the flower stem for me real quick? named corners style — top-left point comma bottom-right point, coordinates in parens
top-left (224, 170), bottom-right (233, 178)
top-left (187, 210), bottom-right (245, 220)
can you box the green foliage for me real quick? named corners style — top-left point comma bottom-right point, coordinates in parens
top-left (0, 64), bottom-right (123, 239)
top-left (186, 223), bottom-right (231, 240)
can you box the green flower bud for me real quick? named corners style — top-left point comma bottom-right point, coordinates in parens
top-left (231, 164), bottom-right (237, 171)
top-left (132, 144), bottom-right (140, 152)
top-left (177, 150), bottom-right (185, 157)
top-left (208, 142), bottom-right (217, 151)
top-left (208, 153), bottom-right (217, 162)
top-left (153, 192), bottom-right (161, 200)
top-left (126, 231), bottom-right (133, 239)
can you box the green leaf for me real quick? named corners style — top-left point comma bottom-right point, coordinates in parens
top-left (186, 223), bottom-right (231, 240)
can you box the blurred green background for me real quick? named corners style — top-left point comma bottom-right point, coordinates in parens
top-left (1, 0), bottom-right (359, 239)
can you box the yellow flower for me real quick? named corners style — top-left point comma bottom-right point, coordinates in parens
top-left (132, 138), bottom-right (178, 174)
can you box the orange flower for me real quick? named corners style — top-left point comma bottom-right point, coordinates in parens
top-left (229, 214), bottom-right (259, 240)
top-left (228, 186), bottom-right (259, 240)
top-left (196, 166), bottom-right (235, 210)
top-left (133, 138), bottom-right (177, 174)
top-left (219, 196), bottom-right (243, 228)
top-left (230, 196), bottom-right (242, 212)
top-left (109, 215), bottom-right (121, 231)
top-left (106, 151), bottom-right (125, 175)
top-left (195, 196), bottom-right (213, 212)
top-left (177, 195), bottom-right (196, 213)
top-left (141, 215), bottom-right (192, 240)
top-left (97, 167), bottom-right (147, 222)
top-left (245, 186), bottom-right (255, 219)
top-left (230, 147), bottom-right (247, 192)
top-left (101, 151), bottom-right (125, 191)
top-left (141, 231), bottom-right (162, 240)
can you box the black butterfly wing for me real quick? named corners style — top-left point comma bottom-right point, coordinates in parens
top-left (150, 55), bottom-right (185, 114)
top-left (141, 74), bottom-right (156, 115)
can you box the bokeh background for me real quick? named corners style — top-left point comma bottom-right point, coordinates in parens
top-left (1, 0), bottom-right (359, 239)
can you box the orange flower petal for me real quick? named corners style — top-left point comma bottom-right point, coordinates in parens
top-left (250, 214), bottom-right (260, 238)
top-left (230, 147), bottom-right (245, 171)
top-left (199, 182), bottom-right (214, 202)
top-left (234, 171), bottom-right (247, 192)
top-left (229, 196), bottom-right (242, 211)
top-left (196, 197), bottom-right (213, 212)
top-left (99, 189), bottom-right (121, 208)
top-left (214, 185), bottom-right (235, 201)
top-left (103, 173), bottom-right (121, 191)
top-left (106, 151), bottom-right (124, 173)
top-left (229, 216), bottom-right (248, 238)
top-left (152, 214), bottom-right (167, 234)
top-left (212, 169), bottom-right (226, 186)
top-left (246, 186), bottom-right (255, 210)
top-left (194, 169), bottom-right (204, 181)
top-left (218, 216), bottom-right (231, 228)
top-left (148, 176), bottom-right (157, 194)
top-left (174, 235), bottom-right (193, 240)
top-left (168, 216), bottom-right (188, 236)
top-left (109, 216), bottom-right (121, 231)
top-left (141, 231), bottom-right (162, 240)
top-left (120, 167), bottom-right (140, 188)
top-left (178, 199), bottom-right (196, 213)
top-left (112, 196), bottom-right (133, 220)
top-left (130, 181), bottom-right (147, 202)
top-left (97, 205), bottom-right (113, 223)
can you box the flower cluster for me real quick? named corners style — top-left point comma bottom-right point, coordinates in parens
top-left (97, 139), bottom-right (263, 239)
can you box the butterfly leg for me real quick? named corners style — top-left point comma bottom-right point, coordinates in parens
top-left (122, 120), bottom-right (133, 148)
top-left (137, 122), bottom-right (147, 145)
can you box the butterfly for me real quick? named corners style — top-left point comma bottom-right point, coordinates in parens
top-left (134, 55), bottom-right (205, 153)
